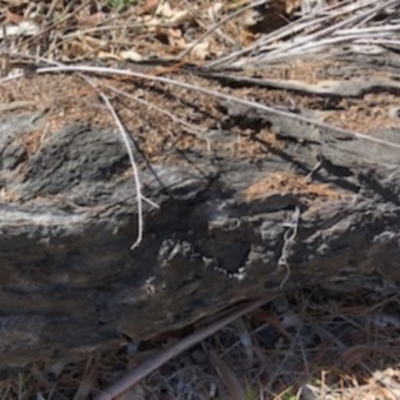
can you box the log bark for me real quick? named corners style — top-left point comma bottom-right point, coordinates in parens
top-left (1, 50), bottom-right (400, 368)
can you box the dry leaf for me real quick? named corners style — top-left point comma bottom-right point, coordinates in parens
top-left (226, 0), bottom-right (251, 11)
top-left (82, 35), bottom-right (107, 49)
top-left (209, 349), bottom-right (246, 400)
top-left (115, 384), bottom-right (146, 400)
top-left (97, 51), bottom-right (120, 60)
top-left (78, 12), bottom-right (105, 26)
top-left (0, 20), bottom-right (40, 39)
top-left (252, 309), bottom-right (292, 341)
top-left (137, 0), bottom-right (159, 15)
top-left (188, 41), bottom-right (210, 61)
top-left (240, 9), bottom-right (260, 28)
top-left (73, 356), bottom-right (95, 400)
top-left (3, 0), bottom-right (28, 6)
top-left (5, 10), bottom-right (24, 23)
top-left (119, 49), bottom-right (143, 62)
top-left (64, 35), bottom-right (106, 59)
top-left (285, 0), bottom-right (301, 14)
top-left (145, 1), bottom-right (192, 27)
top-left (140, 15), bottom-right (159, 30)
top-left (155, 1), bottom-right (173, 18)
top-left (208, 2), bottom-right (224, 19)
top-left (168, 9), bottom-right (192, 26)
top-left (167, 27), bottom-right (186, 49)
top-left (65, 41), bottom-right (87, 58)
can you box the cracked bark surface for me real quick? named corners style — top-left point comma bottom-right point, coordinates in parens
top-left (1, 49), bottom-right (400, 369)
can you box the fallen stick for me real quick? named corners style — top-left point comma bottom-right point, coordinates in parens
top-left (95, 295), bottom-right (276, 400)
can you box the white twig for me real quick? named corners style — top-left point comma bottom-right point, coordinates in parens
top-left (94, 86), bottom-right (145, 250)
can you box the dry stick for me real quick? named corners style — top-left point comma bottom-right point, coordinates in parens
top-left (261, 0), bottom-right (398, 61)
top-left (264, 33), bottom-right (389, 62)
top-left (94, 295), bottom-right (277, 400)
top-left (209, 11), bottom-right (333, 67)
top-left (62, 23), bottom-right (146, 39)
top-left (351, 39), bottom-right (400, 47)
top-left (7, 64), bottom-right (400, 151)
top-left (208, 14), bottom-right (329, 68)
top-left (269, 27), bottom-right (399, 61)
top-left (206, 0), bottom-right (375, 68)
top-left (339, 24), bottom-right (400, 34)
top-left (177, 0), bottom-right (271, 60)
top-left (252, 0), bottom-right (391, 63)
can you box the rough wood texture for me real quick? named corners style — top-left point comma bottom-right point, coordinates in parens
top-left (1, 48), bottom-right (400, 368)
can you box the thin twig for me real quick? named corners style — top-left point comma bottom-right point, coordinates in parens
top-left (93, 85), bottom-right (145, 250)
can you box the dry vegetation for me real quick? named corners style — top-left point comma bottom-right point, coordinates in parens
top-left (1, 0), bottom-right (400, 398)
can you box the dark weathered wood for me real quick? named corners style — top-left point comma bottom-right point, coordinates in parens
top-left (1, 50), bottom-right (400, 368)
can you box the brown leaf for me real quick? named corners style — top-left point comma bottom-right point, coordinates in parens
top-left (115, 384), bottom-right (146, 400)
top-left (0, 20), bottom-right (40, 39)
top-left (119, 49), bottom-right (143, 62)
top-left (5, 10), bottom-right (24, 23)
top-left (209, 349), bottom-right (246, 400)
top-left (251, 309), bottom-right (292, 341)
top-left (285, 0), bottom-right (301, 15)
top-left (3, 0), bottom-right (28, 6)
top-left (137, 0), bottom-right (159, 16)
top-left (78, 12), bottom-right (105, 26)
top-left (187, 41), bottom-right (211, 61)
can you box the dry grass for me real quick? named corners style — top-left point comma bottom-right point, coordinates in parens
top-left (1, 0), bottom-right (400, 398)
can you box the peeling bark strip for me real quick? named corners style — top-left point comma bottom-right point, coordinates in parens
top-left (1, 47), bottom-right (400, 369)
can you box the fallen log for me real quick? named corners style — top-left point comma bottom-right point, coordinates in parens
top-left (1, 50), bottom-right (400, 370)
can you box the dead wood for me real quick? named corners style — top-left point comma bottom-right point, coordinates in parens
top-left (1, 48), bottom-right (400, 369)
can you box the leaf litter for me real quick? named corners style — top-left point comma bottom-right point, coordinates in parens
top-left (1, 0), bottom-right (400, 398)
